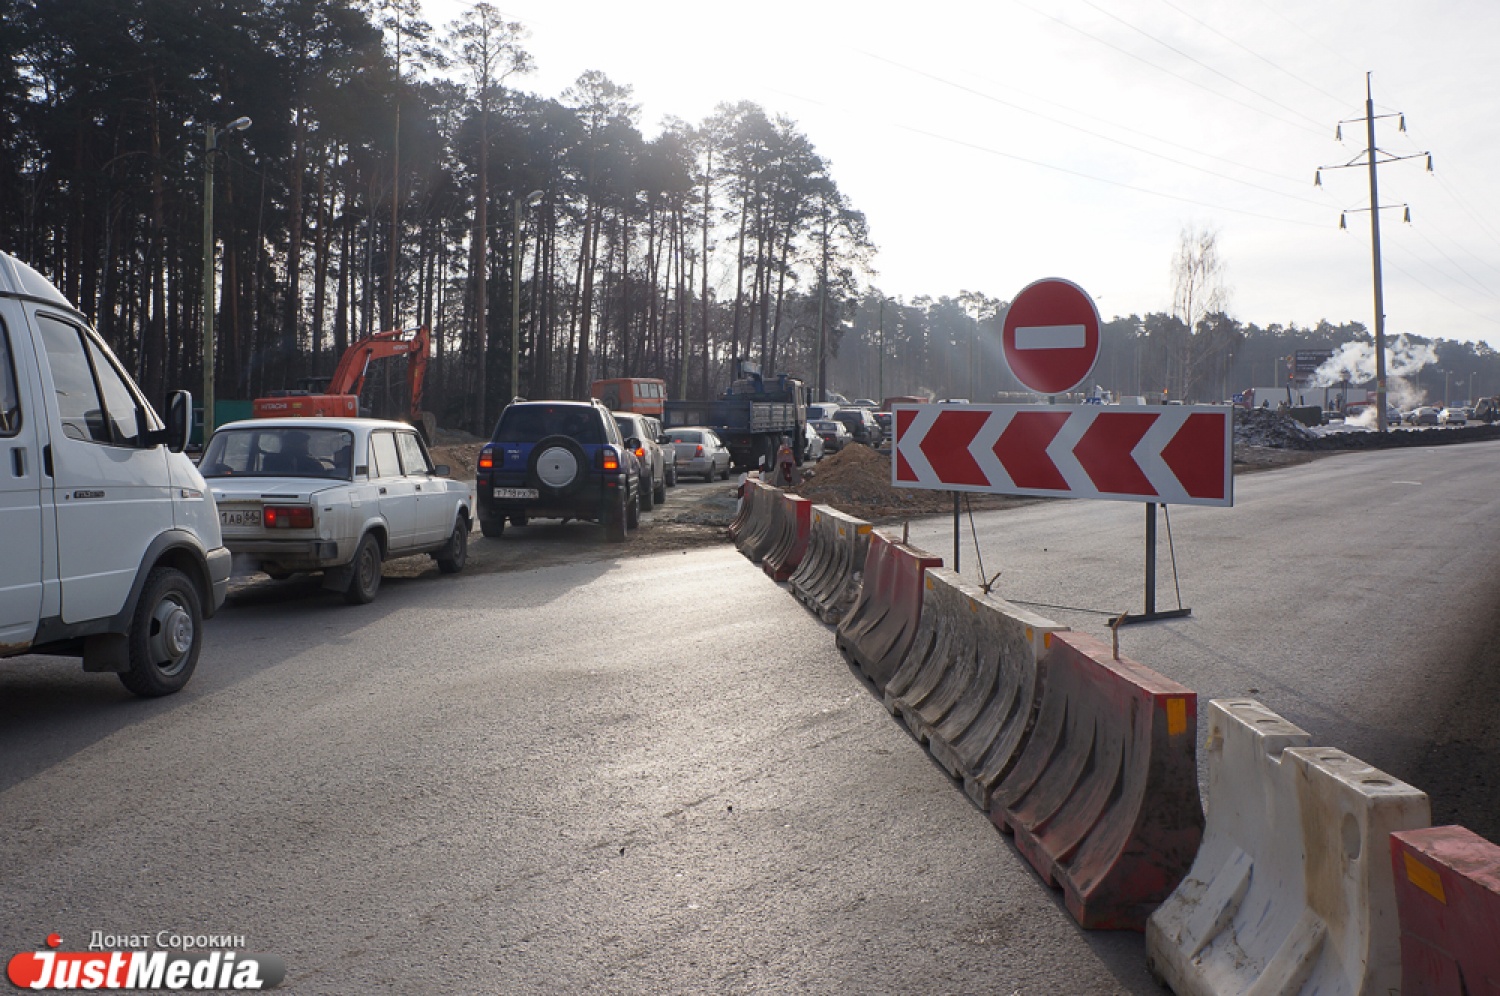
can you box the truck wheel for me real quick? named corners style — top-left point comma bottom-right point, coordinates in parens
top-left (343, 533), bottom-right (383, 604)
top-left (480, 517), bottom-right (505, 538)
top-left (118, 566), bottom-right (203, 698)
top-left (435, 517), bottom-right (468, 574)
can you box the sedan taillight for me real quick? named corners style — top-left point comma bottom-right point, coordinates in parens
top-left (694, 445), bottom-right (704, 457)
top-left (264, 505), bottom-right (315, 529)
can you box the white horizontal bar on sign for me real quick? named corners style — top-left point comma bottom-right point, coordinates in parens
top-left (1014, 324), bottom-right (1086, 350)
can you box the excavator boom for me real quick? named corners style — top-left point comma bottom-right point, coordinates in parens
top-left (252, 325), bottom-right (431, 426)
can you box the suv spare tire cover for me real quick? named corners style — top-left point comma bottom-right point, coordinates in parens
top-left (529, 434), bottom-right (590, 497)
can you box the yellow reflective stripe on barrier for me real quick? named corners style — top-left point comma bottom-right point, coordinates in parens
top-left (857, 524), bottom-right (872, 535)
top-left (1403, 851), bottom-right (1447, 904)
top-left (1166, 698), bottom-right (1188, 736)
top-left (925, 575), bottom-right (934, 590)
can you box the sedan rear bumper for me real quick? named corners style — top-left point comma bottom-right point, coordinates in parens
top-left (225, 537), bottom-right (342, 569)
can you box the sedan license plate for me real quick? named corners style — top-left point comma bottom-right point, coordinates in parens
top-left (220, 509), bottom-right (261, 527)
top-left (493, 487), bottom-right (539, 500)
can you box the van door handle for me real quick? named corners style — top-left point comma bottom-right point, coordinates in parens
top-left (10, 446), bottom-right (23, 477)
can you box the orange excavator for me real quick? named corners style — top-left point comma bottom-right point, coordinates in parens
top-left (252, 325), bottom-right (433, 435)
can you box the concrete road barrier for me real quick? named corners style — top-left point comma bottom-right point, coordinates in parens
top-left (835, 532), bottom-right (943, 692)
top-left (881, 569), bottom-right (1064, 811)
top-left (992, 632), bottom-right (1202, 931)
top-left (738, 482), bottom-right (784, 564)
top-left (1389, 825), bottom-right (1500, 996)
top-left (726, 473), bottom-right (760, 541)
top-left (789, 506), bottom-right (872, 624)
top-left (762, 494), bottom-right (813, 582)
top-left (1146, 698), bottom-right (1430, 991)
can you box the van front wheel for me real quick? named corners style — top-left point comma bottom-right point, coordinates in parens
top-left (118, 566), bottom-right (203, 698)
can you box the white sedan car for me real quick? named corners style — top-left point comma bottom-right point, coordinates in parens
top-left (201, 418), bottom-right (473, 603)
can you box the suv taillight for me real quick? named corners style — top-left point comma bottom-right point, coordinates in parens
top-left (264, 505), bottom-right (315, 529)
top-left (600, 446), bottom-right (620, 472)
top-left (478, 444), bottom-right (495, 470)
top-left (695, 445), bottom-right (704, 457)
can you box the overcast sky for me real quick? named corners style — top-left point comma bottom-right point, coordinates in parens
top-left (422, 0), bottom-right (1500, 349)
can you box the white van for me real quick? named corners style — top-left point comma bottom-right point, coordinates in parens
top-left (0, 251), bottom-right (229, 696)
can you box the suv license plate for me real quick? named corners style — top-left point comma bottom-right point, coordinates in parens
top-left (494, 488), bottom-right (539, 499)
top-left (220, 509), bottom-right (261, 527)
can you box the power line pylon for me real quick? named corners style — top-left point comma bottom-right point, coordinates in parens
top-left (1315, 73), bottom-right (1432, 432)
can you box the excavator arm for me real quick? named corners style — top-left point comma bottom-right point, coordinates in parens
top-left (327, 325), bottom-right (430, 420)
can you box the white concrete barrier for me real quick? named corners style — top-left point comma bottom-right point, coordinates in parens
top-left (1146, 699), bottom-right (1430, 995)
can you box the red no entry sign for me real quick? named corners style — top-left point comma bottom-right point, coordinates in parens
top-left (1001, 278), bottom-right (1101, 395)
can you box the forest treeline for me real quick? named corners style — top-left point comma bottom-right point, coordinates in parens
top-left (3, 0), bottom-right (1496, 433)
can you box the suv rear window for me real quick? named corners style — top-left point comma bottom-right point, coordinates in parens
top-left (495, 404), bottom-right (604, 444)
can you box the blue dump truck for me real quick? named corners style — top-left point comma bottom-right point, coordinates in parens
top-left (663, 362), bottom-right (808, 471)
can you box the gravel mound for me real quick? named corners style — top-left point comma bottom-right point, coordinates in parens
top-left (1233, 408), bottom-right (1321, 450)
top-left (792, 445), bottom-right (1028, 522)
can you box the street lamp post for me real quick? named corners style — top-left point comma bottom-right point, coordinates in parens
top-left (510, 189), bottom-right (544, 403)
top-left (201, 115), bottom-right (251, 439)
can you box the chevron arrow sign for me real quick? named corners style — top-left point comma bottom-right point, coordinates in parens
top-left (892, 404), bottom-right (1233, 507)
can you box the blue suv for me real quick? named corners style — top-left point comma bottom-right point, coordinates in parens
top-left (477, 400), bottom-right (642, 541)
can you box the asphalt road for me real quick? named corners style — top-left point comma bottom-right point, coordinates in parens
top-left (2, 440), bottom-right (1496, 993)
top-left (907, 438), bottom-right (1500, 839)
top-left (0, 550), bottom-right (1155, 994)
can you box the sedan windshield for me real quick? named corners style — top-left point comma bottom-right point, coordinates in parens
top-left (201, 426), bottom-right (355, 480)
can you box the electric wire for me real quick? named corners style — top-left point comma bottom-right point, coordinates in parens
top-left (1008, 0), bottom-right (1328, 138)
top-left (1151, 0), bottom-right (1349, 108)
top-left (861, 51), bottom-right (1328, 209)
top-left (1075, 0), bottom-right (1331, 133)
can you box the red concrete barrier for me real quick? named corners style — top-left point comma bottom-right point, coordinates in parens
top-left (762, 494), bottom-right (813, 581)
top-left (835, 531), bottom-right (942, 692)
top-left (1390, 825), bottom-right (1500, 996)
top-left (991, 631), bottom-right (1203, 931)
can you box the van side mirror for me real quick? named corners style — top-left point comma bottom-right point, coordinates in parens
top-left (165, 390), bottom-right (191, 452)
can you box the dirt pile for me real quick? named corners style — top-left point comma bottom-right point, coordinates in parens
top-left (792, 445), bottom-right (1029, 522)
top-left (1233, 408), bottom-right (1320, 450)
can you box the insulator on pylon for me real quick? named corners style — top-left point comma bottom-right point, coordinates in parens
top-left (1399, 115), bottom-right (1407, 133)
top-left (1335, 124), bottom-right (1342, 141)
top-left (1314, 170), bottom-right (1322, 187)
top-left (1427, 154), bottom-right (1434, 172)
top-left (1339, 213), bottom-right (1347, 230)
top-left (1403, 206), bottom-right (1411, 223)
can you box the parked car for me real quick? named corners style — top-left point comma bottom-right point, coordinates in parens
top-left (811, 418), bottom-right (852, 452)
top-left (1404, 407), bottom-right (1440, 426)
top-left (1439, 406), bottom-right (1468, 426)
top-left (0, 250), bottom-right (229, 696)
top-left (662, 426), bottom-right (731, 481)
top-left (203, 418), bottom-right (472, 603)
top-left (806, 402), bottom-right (841, 421)
top-left (646, 416), bottom-right (679, 486)
top-left (833, 407), bottom-right (882, 446)
top-left (801, 421), bottom-right (825, 462)
top-left (872, 411), bottom-right (893, 437)
top-left (850, 398), bottom-right (879, 409)
top-left (614, 412), bottom-right (669, 508)
top-left (476, 399), bottom-right (642, 541)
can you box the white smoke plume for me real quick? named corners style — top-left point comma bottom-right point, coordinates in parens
top-left (1312, 335), bottom-right (1437, 409)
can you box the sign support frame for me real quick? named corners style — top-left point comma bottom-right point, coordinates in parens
top-left (1108, 503), bottom-right (1192, 627)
